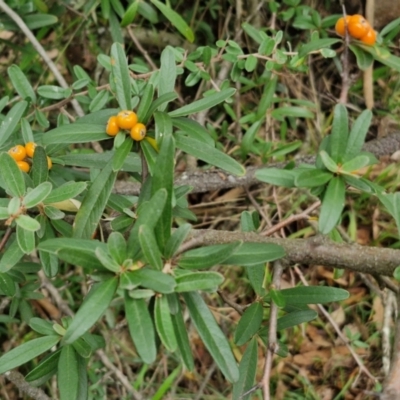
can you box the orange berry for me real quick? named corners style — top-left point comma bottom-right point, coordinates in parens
top-left (47, 156), bottom-right (52, 170)
top-left (116, 110), bottom-right (138, 130)
top-left (106, 116), bottom-right (120, 136)
top-left (130, 123), bottom-right (147, 141)
top-left (16, 160), bottom-right (30, 173)
top-left (360, 28), bottom-right (376, 45)
top-left (8, 145), bottom-right (27, 162)
top-left (25, 142), bottom-right (37, 158)
top-left (347, 15), bottom-right (371, 39)
top-left (335, 16), bottom-right (351, 36)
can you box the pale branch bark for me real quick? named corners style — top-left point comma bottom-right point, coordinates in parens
top-left (4, 371), bottom-right (51, 400)
top-left (113, 132), bottom-right (400, 196)
top-left (187, 229), bottom-right (400, 277)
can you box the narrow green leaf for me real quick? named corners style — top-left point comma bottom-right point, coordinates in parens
top-left (16, 224), bottom-right (35, 254)
top-left (0, 238), bottom-right (24, 273)
top-left (0, 272), bottom-right (16, 296)
top-left (0, 336), bottom-right (60, 374)
top-left (139, 225), bottom-right (163, 270)
top-left (183, 291), bottom-right (239, 382)
top-left (71, 338), bottom-right (92, 359)
top-left (144, 92), bottom-right (178, 123)
top-left (341, 154), bottom-right (372, 173)
top-left (107, 232), bottom-right (127, 265)
top-left (112, 136), bottom-right (133, 172)
top-left (150, 0), bottom-right (195, 42)
top-left (175, 134), bottom-right (245, 176)
top-left (137, 83), bottom-right (155, 123)
top-left (232, 338), bottom-right (258, 400)
top-left (63, 278), bottom-right (118, 344)
top-left (171, 299), bottom-right (194, 370)
top-left (8, 65), bottom-right (36, 102)
top-left (110, 43), bottom-right (132, 110)
top-left (76, 352), bottom-right (88, 400)
top-left (319, 176), bottom-right (346, 234)
top-left (223, 242), bottom-right (285, 267)
top-left (44, 182), bottom-right (87, 204)
top-left (279, 286), bottom-right (349, 304)
top-left (0, 153), bottom-right (26, 197)
top-left (234, 302), bottom-right (263, 345)
top-left (172, 117), bottom-right (214, 146)
top-left (319, 150), bottom-right (339, 173)
top-left (271, 106), bottom-right (314, 121)
top-left (277, 309), bottom-right (318, 330)
top-left (299, 38), bottom-right (341, 57)
top-left (58, 345), bottom-right (79, 400)
top-left (32, 146), bottom-right (49, 186)
top-left (154, 295), bottom-right (178, 351)
top-left (15, 215), bottom-right (40, 232)
top-left (95, 247), bottom-right (121, 273)
top-left (124, 294), bottom-right (157, 363)
top-left (0, 101), bottom-right (28, 147)
top-left (120, 269), bottom-right (176, 293)
top-left (349, 45), bottom-right (374, 71)
top-left (169, 88), bottom-right (236, 117)
top-left (23, 182), bottom-right (52, 208)
top-left (329, 104), bottom-right (348, 163)
top-left (164, 223), bottom-right (192, 259)
top-left (42, 124), bottom-right (109, 145)
top-left (25, 349), bottom-right (61, 382)
top-left (151, 365), bottom-right (181, 400)
top-left (73, 159), bottom-right (117, 239)
top-left (255, 168), bottom-right (296, 188)
top-left (295, 169), bottom-right (332, 188)
top-left (158, 46), bottom-right (177, 111)
top-left (175, 271), bottom-right (224, 292)
top-left (29, 318), bottom-right (55, 336)
top-left (89, 90), bottom-right (109, 113)
top-left (344, 109), bottom-right (373, 161)
top-left (38, 85), bottom-right (72, 100)
top-left (120, 0), bottom-right (139, 26)
top-left (152, 134), bottom-right (175, 250)
top-left (178, 242), bottom-right (241, 269)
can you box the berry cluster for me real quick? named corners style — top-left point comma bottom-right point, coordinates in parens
top-left (106, 110), bottom-right (147, 141)
top-left (8, 142), bottom-right (52, 173)
top-left (335, 14), bottom-right (376, 45)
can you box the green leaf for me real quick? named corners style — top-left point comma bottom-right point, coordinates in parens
top-left (124, 294), bottom-right (157, 364)
top-left (143, 92), bottom-right (178, 123)
top-left (169, 88), bottom-right (236, 117)
top-left (234, 302), bottom-right (263, 346)
top-left (164, 223), bottom-right (192, 259)
top-left (120, 269), bottom-right (176, 293)
top-left (112, 136), bottom-right (133, 172)
top-left (0, 239), bottom-right (24, 273)
top-left (329, 104), bottom-right (348, 163)
top-left (158, 46), bottom-right (177, 111)
top-left (0, 335), bottom-right (60, 374)
top-left (150, 0), bottom-right (195, 42)
top-left (29, 317), bottom-right (55, 336)
top-left (16, 224), bottom-right (35, 254)
top-left (232, 338), bottom-right (258, 400)
top-left (277, 309), bottom-right (318, 331)
top-left (341, 155), bottom-right (372, 173)
top-left (42, 124), bottom-right (109, 145)
top-left (89, 90), bottom-right (110, 113)
top-left (344, 109), bottom-right (373, 161)
top-left (73, 159), bottom-right (117, 239)
top-left (356, 43), bottom-right (400, 72)
top-left (223, 242), bottom-right (285, 267)
top-left (319, 150), bottom-right (339, 173)
top-left (175, 271), bottom-right (224, 292)
top-left (8, 65), bottom-right (36, 102)
top-left (107, 232), bottom-right (127, 265)
top-left (0, 272), bottom-right (16, 296)
top-left (178, 242), bottom-right (241, 269)
top-left (299, 38), bottom-right (341, 57)
top-left (349, 45), bottom-right (374, 70)
top-left (139, 225), bottom-right (163, 270)
top-left (271, 106), bottom-right (314, 121)
top-left (63, 278), bottom-right (118, 344)
top-left (31, 146), bottom-right (49, 186)
top-left (171, 300), bottom-right (194, 370)
top-left (137, 83), bottom-right (155, 123)
top-left (151, 365), bottom-right (181, 400)
top-left (295, 169), bottom-right (332, 188)
top-left (175, 135), bottom-right (245, 176)
top-left (154, 295), bottom-right (178, 351)
top-left (16, 214), bottom-right (41, 231)
top-left (183, 291), bottom-right (239, 382)
top-left (172, 117), bottom-right (214, 146)
top-left (23, 182), bottom-right (52, 208)
top-left (95, 247), bottom-right (121, 273)
top-left (0, 101), bottom-right (28, 147)
top-left (110, 43), bottom-right (132, 110)
top-left (72, 337), bottom-right (92, 359)
top-left (255, 168), bottom-right (296, 188)
top-left (120, 0), bottom-right (139, 26)
top-left (394, 266), bottom-right (400, 281)
top-left (0, 153), bottom-right (26, 197)
top-left (44, 182), bottom-right (87, 204)
top-left (279, 286), bottom-right (349, 304)
top-left (151, 134), bottom-right (175, 250)
top-left (38, 85), bottom-right (72, 100)
top-left (58, 345), bottom-right (79, 400)
top-left (25, 349), bottom-right (61, 382)
top-left (319, 176), bottom-right (346, 234)
top-left (244, 55), bottom-right (258, 72)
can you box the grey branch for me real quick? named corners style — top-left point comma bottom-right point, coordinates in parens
top-left (4, 371), bottom-right (51, 400)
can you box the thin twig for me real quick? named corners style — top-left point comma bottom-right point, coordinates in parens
top-left (127, 27), bottom-right (158, 71)
top-left (261, 261), bottom-right (284, 399)
top-left (193, 362), bottom-right (217, 400)
top-left (217, 290), bottom-right (244, 314)
top-left (4, 371), bottom-right (51, 400)
top-left (0, 227), bottom-right (13, 252)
